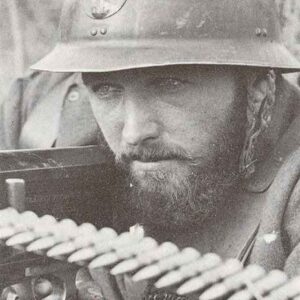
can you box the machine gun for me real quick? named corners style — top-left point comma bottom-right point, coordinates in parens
top-left (0, 146), bottom-right (299, 299)
top-left (0, 146), bottom-right (120, 299)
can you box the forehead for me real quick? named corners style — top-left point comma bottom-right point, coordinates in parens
top-left (82, 65), bottom-right (236, 83)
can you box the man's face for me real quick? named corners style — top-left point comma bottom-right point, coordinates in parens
top-left (83, 66), bottom-right (246, 228)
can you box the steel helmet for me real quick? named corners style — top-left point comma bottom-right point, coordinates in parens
top-left (32, 0), bottom-right (300, 73)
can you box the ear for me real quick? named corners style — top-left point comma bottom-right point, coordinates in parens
top-left (240, 70), bottom-right (277, 178)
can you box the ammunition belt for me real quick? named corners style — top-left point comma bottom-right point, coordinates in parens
top-left (0, 207), bottom-right (299, 300)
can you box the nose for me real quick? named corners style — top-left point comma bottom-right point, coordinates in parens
top-left (122, 99), bottom-right (160, 146)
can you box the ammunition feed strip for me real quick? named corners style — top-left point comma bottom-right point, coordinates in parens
top-left (0, 207), bottom-right (299, 300)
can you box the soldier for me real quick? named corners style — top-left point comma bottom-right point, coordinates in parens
top-left (31, 0), bottom-right (300, 299)
top-left (0, 71), bottom-right (101, 149)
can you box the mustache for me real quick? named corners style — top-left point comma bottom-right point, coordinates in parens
top-left (116, 143), bottom-right (194, 165)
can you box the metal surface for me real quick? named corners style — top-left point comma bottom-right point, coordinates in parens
top-left (32, 0), bottom-right (300, 73)
top-left (0, 146), bottom-right (118, 227)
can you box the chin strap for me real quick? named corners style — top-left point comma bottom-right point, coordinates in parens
top-left (240, 69), bottom-right (277, 178)
top-left (0, 207), bottom-right (299, 300)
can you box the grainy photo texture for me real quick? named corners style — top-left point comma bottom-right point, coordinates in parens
top-left (0, 1), bottom-right (300, 299)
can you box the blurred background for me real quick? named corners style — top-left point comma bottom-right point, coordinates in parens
top-left (0, 0), bottom-right (299, 103)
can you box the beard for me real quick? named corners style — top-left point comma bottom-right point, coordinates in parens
top-left (113, 98), bottom-right (246, 231)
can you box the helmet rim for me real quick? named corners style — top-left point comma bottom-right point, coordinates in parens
top-left (32, 39), bottom-right (300, 73)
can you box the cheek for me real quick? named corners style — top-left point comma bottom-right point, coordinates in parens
top-left (89, 96), bottom-right (123, 154)
top-left (161, 99), bottom-right (231, 158)
top-left (164, 110), bottom-right (215, 157)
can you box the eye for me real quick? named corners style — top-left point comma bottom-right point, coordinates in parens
top-left (92, 83), bottom-right (124, 99)
top-left (149, 77), bottom-right (188, 93)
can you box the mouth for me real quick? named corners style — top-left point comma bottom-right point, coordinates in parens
top-left (131, 159), bottom-right (177, 171)
top-left (132, 156), bottom-right (175, 163)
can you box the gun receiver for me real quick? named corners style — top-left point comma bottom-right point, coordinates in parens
top-left (0, 146), bottom-right (119, 225)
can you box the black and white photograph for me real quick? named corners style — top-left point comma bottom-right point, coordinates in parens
top-left (0, 0), bottom-right (300, 299)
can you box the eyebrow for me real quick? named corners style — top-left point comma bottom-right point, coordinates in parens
top-left (146, 77), bottom-right (192, 86)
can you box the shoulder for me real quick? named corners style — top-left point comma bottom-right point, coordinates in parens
top-left (269, 146), bottom-right (300, 276)
top-left (282, 152), bottom-right (300, 276)
top-left (14, 71), bottom-right (85, 120)
top-left (5, 70), bottom-right (79, 125)
top-left (279, 76), bottom-right (300, 115)
top-left (0, 71), bottom-right (88, 149)
top-left (3, 70), bottom-right (77, 109)
top-left (248, 146), bottom-right (300, 273)
top-left (20, 71), bottom-right (76, 101)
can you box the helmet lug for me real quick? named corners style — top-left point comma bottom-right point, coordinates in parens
top-left (256, 28), bottom-right (268, 38)
top-left (90, 28), bottom-right (98, 36)
top-left (256, 28), bottom-right (262, 37)
top-left (262, 28), bottom-right (268, 37)
top-left (100, 27), bottom-right (108, 35)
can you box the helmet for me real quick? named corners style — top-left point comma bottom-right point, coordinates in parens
top-left (32, 0), bottom-right (300, 73)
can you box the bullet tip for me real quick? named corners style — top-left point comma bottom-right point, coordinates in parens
top-left (155, 271), bottom-right (182, 289)
top-left (110, 259), bottom-right (139, 275)
top-left (89, 253), bottom-right (118, 269)
top-left (47, 242), bottom-right (75, 257)
top-left (27, 237), bottom-right (56, 252)
top-left (132, 265), bottom-right (160, 282)
top-left (176, 277), bottom-right (202, 296)
top-left (68, 247), bottom-right (96, 263)
top-left (6, 232), bottom-right (35, 246)
top-left (199, 284), bottom-right (226, 300)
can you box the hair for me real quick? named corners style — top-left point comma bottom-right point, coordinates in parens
top-left (239, 69), bottom-right (277, 178)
